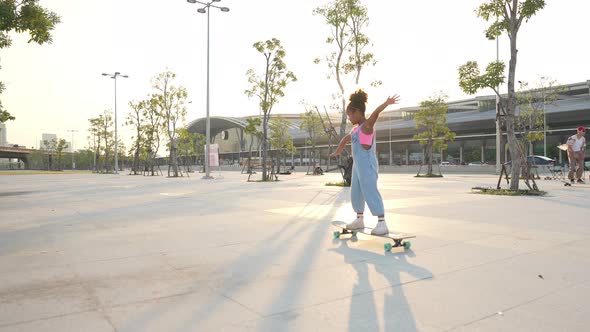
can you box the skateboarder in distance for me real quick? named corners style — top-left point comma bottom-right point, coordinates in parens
top-left (567, 126), bottom-right (586, 184)
top-left (330, 89), bottom-right (400, 235)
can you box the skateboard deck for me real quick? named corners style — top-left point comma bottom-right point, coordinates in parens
top-left (557, 144), bottom-right (569, 151)
top-left (562, 179), bottom-right (587, 186)
top-left (331, 220), bottom-right (415, 251)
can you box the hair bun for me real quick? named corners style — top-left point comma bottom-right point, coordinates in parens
top-left (350, 89), bottom-right (368, 104)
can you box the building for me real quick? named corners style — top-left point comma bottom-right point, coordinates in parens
top-left (40, 133), bottom-right (57, 150)
top-left (186, 80), bottom-right (590, 167)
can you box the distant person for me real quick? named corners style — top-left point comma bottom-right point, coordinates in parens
top-left (566, 126), bottom-right (586, 183)
top-left (330, 89), bottom-right (400, 235)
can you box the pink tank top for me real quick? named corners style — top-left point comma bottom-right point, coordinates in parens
top-left (352, 126), bottom-right (374, 146)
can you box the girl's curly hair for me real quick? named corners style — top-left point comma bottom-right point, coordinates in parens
top-left (347, 89), bottom-right (368, 113)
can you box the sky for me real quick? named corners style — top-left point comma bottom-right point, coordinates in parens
top-left (2, 0), bottom-right (589, 150)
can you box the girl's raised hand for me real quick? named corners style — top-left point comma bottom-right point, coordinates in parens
top-left (385, 95), bottom-right (401, 106)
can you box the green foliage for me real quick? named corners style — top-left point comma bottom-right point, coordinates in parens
top-left (0, 0), bottom-right (61, 48)
top-left (300, 109), bottom-right (324, 146)
top-left (459, 0), bottom-right (546, 190)
top-left (458, 61), bottom-right (505, 96)
top-left (245, 38), bottom-right (296, 181)
top-left (413, 93), bottom-right (455, 176)
top-left (245, 38), bottom-right (297, 116)
top-left (314, 0), bottom-right (377, 139)
top-left (151, 70), bottom-right (188, 177)
top-left (88, 111), bottom-right (114, 172)
top-left (0, 0), bottom-right (61, 122)
top-left (269, 115), bottom-right (295, 154)
top-left (177, 128), bottom-right (204, 162)
top-left (413, 93), bottom-right (456, 150)
top-left (515, 77), bottom-right (563, 155)
top-left (476, 0), bottom-right (545, 40)
top-left (313, 0), bottom-right (375, 83)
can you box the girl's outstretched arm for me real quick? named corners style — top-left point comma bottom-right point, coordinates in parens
top-left (329, 134), bottom-right (351, 157)
top-left (363, 94), bottom-right (400, 134)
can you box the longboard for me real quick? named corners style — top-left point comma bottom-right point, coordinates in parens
top-left (562, 179), bottom-right (587, 186)
top-left (557, 144), bottom-right (569, 151)
top-left (331, 220), bottom-right (415, 252)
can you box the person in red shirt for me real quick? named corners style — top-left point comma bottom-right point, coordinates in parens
top-left (567, 126), bottom-right (586, 183)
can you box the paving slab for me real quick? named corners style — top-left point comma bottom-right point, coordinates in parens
top-left (1, 171), bottom-right (589, 331)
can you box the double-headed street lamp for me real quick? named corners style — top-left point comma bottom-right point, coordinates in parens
top-left (187, 0), bottom-right (230, 179)
top-left (102, 72), bottom-right (128, 173)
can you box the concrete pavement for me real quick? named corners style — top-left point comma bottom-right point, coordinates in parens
top-left (0, 171), bottom-right (589, 331)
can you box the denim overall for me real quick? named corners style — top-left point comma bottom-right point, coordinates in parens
top-left (350, 123), bottom-right (384, 216)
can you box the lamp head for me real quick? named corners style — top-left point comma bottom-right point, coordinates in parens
top-left (197, 8), bottom-right (206, 13)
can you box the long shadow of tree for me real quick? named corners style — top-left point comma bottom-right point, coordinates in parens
top-left (330, 239), bottom-right (433, 331)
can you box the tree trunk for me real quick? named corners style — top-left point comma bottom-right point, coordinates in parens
top-left (507, 20), bottom-right (521, 190)
top-left (427, 140), bottom-right (433, 175)
top-left (262, 115), bottom-right (268, 181)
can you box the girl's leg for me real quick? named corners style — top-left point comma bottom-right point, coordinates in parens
top-left (347, 168), bottom-right (366, 230)
top-left (350, 167), bottom-right (366, 214)
top-left (358, 168), bottom-right (384, 217)
top-left (358, 166), bottom-right (388, 235)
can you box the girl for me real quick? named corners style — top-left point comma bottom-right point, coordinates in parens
top-left (330, 89), bottom-right (400, 235)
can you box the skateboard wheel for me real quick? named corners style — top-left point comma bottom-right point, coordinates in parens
top-left (403, 241), bottom-right (412, 250)
top-left (333, 231), bottom-right (340, 239)
top-left (384, 243), bottom-right (393, 252)
top-left (352, 231), bottom-right (357, 237)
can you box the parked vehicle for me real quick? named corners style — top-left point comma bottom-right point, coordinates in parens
top-left (468, 161), bottom-right (488, 166)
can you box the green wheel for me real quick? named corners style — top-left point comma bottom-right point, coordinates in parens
top-left (333, 231), bottom-right (340, 239)
top-left (403, 241), bottom-right (412, 250)
top-left (384, 243), bottom-right (393, 252)
top-left (352, 231), bottom-right (358, 237)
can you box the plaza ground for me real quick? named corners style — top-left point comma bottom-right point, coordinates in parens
top-left (0, 170), bottom-right (589, 331)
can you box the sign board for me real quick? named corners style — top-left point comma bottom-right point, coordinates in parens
top-left (205, 144), bottom-right (219, 167)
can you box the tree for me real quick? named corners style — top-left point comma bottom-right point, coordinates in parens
top-left (413, 94), bottom-right (456, 176)
top-left (152, 70), bottom-right (188, 177)
top-left (88, 117), bottom-right (103, 172)
top-left (243, 117), bottom-right (262, 173)
top-left (143, 97), bottom-right (163, 176)
top-left (245, 38), bottom-right (297, 181)
top-left (300, 109), bottom-right (325, 169)
top-left (269, 115), bottom-right (296, 174)
top-left (0, 0), bottom-right (61, 123)
top-left (54, 138), bottom-right (68, 171)
top-left (126, 100), bottom-right (147, 175)
top-left (458, 0), bottom-right (546, 190)
top-left (313, 0), bottom-right (378, 139)
top-left (100, 111), bottom-right (114, 173)
top-left (515, 77), bottom-right (561, 158)
top-left (177, 128), bottom-right (204, 172)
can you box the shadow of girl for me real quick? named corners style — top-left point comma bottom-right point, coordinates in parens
top-left (330, 239), bottom-right (433, 332)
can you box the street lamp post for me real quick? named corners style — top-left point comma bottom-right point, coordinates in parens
top-left (67, 129), bottom-right (78, 169)
top-left (187, 0), bottom-right (230, 179)
top-left (102, 72), bottom-right (128, 173)
top-left (541, 76), bottom-right (547, 157)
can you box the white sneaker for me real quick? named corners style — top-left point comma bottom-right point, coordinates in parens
top-left (346, 217), bottom-right (364, 230)
top-left (371, 221), bottom-right (389, 235)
